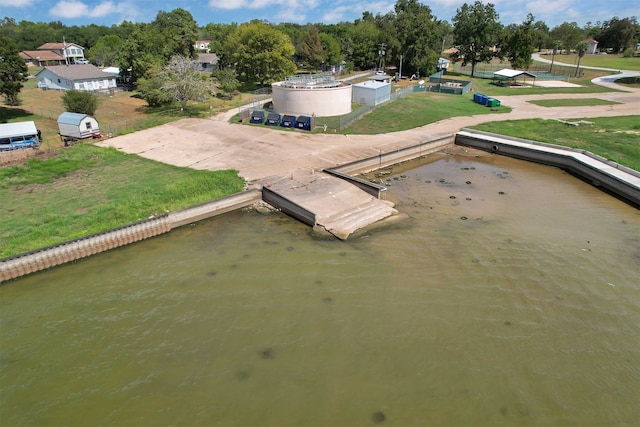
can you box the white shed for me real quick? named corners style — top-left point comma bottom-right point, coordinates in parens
top-left (352, 80), bottom-right (391, 106)
top-left (57, 112), bottom-right (100, 139)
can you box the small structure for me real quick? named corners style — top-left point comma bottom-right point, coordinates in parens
top-left (583, 38), bottom-right (599, 54)
top-left (0, 121), bottom-right (40, 151)
top-left (36, 65), bottom-right (117, 92)
top-left (493, 69), bottom-right (537, 86)
top-left (57, 112), bottom-right (100, 141)
top-left (352, 80), bottom-right (391, 106)
top-left (196, 53), bottom-right (219, 72)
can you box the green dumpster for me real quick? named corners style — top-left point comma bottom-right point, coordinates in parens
top-left (487, 98), bottom-right (501, 107)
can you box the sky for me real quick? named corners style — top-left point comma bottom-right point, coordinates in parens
top-left (0, 0), bottom-right (637, 30)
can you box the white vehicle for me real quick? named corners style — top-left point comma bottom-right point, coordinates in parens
top-left (75, 58), bottom-right (89, 64)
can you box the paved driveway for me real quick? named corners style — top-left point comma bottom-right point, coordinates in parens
top-left (97, 70), bottom-right (639, 183)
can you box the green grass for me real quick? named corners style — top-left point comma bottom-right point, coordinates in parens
top-left (337, 92), bottom-right (510, 134)
top-left (527, 98), bottom-right (622, 107)
top-left (550, 53), bottom-right (640, 71)
top-left (469, 116), bottom-right (640, 171)
top-left (0, 144), bottom-right (245, 258)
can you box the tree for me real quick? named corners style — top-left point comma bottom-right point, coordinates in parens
top-left (596, 17), bottom-right (638, 53)
top-left (574, 41), bottom-right (589, 77)
top-left (88, 34), bottom-right (123, 67)
top-left (298, 26), bottom-right (325, 70)
top-left (0, 34), bottom-right (28, 106)
top-left (158, 55), bottom-right (216, 109)
top-left (452, 1), bottom-right (502, 77)
top-left (62, 90), bottom-right (99, 115)
top-left (550, 22), bottom-right (583, 53)
top-left (319, 32), bottom-right (343, 71)
top-left (549, 39), bottom-right (562, 73)
top-left (225, 22), bottom-right (296, 86)
top-left (502, 14), bottom-right (536, 69)
top-left (393, 0), bottom-right (443, 75)
top-left (136, 63), bottom-right (173, 107)
top-left (211, 68), bottom-right (240, 97)
top-left (348, 21), bottom-right (380, 70)
top-left (152, 9), bottom-right (198, 59)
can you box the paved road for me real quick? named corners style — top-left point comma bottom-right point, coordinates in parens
top-left (97, 67), bottom-right (640, 183)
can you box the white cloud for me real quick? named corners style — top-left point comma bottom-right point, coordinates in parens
top-left (209, 0), bottom-right (249, 10)
top-left (0, 0), bottom-right (35, 6)
top-left (49, 1), bottom-right (120, 19)
top-left (50, 1), bottom-right (90, 18)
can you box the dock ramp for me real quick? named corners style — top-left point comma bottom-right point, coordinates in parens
top-left (262, 171), bottom-right (398, 240)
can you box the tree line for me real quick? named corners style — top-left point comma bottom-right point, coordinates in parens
top-left (1, 1), bottom-right (638, 107)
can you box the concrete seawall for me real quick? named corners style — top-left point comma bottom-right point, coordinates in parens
top-left (455, 129), bottom-right (640, 208)
top-left (0, 190), bottom-right (262, 283)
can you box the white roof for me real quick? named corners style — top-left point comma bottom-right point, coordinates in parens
top-left (494, 68), bottom-right (537, 78)
top-left (0, 121), bottom-right (38, 138)
top-left (354, 81), bottom-right (390, 89)
top-left (102, 67), bottom-right (120, 74)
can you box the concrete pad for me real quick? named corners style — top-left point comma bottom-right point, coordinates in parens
top-left (266, 171), bottom-right (398, 240)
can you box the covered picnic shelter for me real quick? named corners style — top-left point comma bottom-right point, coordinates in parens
top-left (493, 69), bottom-right (537, 87)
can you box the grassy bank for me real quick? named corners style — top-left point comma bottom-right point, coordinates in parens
top-left (469, 116), bottom-right (640, 171)
top-left (0, 144), bottom-right (244, 258)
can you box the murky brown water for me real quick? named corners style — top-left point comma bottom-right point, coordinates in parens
top-left (1, 148), bottom-right (639, 426)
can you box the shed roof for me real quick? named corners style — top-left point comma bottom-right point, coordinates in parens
top-left (354, 81), bottom-right (390, 89)
top-left (36, 64), bottom-right (115, 81)
top-left (57, 112), bottom-right (92, 125)
top-left (494, 68), bottom-right (537, 79)
top-left (0, 121), bottom-right (38, 138)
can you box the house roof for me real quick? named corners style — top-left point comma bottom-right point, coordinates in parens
top-left (38, 42), bottom-right (84, 50)
top-left (494, 68), bottom-right (537, 79)
top-left (36, 64), bottom-right (115, 81)
top-left (58, 112), bottom-right (92, 125)
top-left (197, 53), bottom-right (219, 65)
top-left (0, 121), bottom-right (38, 139)
top-left (20, 50), bottom-right (65, 61)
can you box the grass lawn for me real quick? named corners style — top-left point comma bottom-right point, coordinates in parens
top-left (527, 98), bottom-right (622, 107)
top-left (547, 53), bottom-right (640, 71)
top-left (0, 144), bottom-right (245, 258)
top-left (333, 91), bottom-right (510, 134)
top-left (469, 116), bottom-right (640, 171)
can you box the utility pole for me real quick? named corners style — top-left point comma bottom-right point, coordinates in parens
top-left (377, 43), bottom-right (387, 72)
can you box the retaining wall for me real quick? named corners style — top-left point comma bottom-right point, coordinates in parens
top-left (262, 186), bottom-right (316, 227)
top-left (1, 190), bottom-right (262, 283)
top-left (455, 129), bottom-right (640, 208)
top-left (330, 135), bottom-right (455, 176)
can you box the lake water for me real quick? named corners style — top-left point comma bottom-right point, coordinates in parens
top-left (1, 148), bottom-right (639, 426)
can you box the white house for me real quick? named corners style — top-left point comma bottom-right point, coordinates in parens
top-left (194, 40), bottom-right (211, 53)
top-left (36, 65), bottom-right (117, 92)
top-left (583, 38), bottom-right (599, 54)
top-left (20, 42), bottom-right (87, 66)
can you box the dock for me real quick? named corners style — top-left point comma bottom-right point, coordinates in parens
top-left (261, 170), bottom-right (398, 240)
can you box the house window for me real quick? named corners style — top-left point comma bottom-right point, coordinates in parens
top-left (85, 122), bottom-right (92, 130)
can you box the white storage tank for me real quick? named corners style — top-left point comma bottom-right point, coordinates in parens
top-left (272, 73), bottom-right (352, 117)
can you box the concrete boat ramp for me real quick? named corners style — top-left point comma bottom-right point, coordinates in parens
top-left (261, 170), bottom-right (398, 240)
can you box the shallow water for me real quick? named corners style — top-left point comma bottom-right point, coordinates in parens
top-left (1, 149), bottom-right (639, 426)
